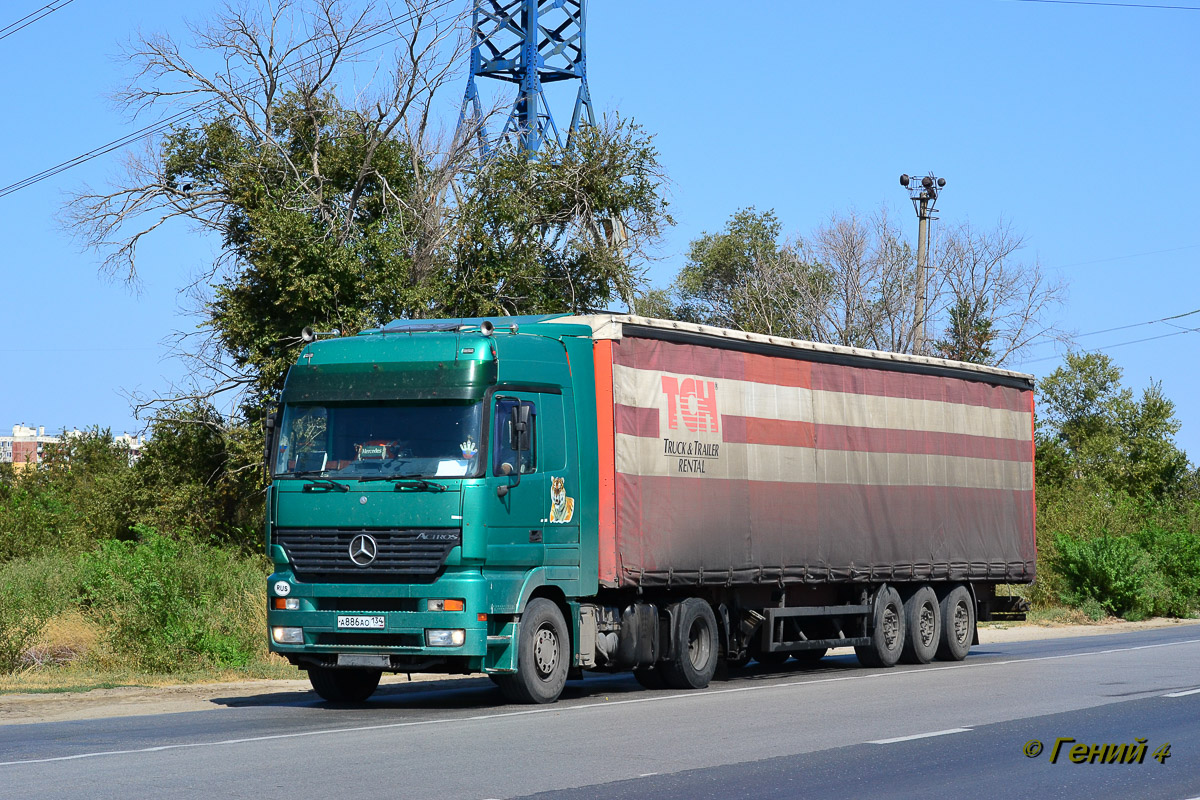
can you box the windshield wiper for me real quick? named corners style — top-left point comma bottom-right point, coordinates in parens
top-left (301, 478), bottom-right (349, 492)
top-left (360, 474), bottom-right (447, 492)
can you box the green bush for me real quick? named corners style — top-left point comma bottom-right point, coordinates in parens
top-left (1051, 527), bottom-right (1200, 620)
top-left (1133, 526), bottom-right (1200, 617)
top-left (1052, 533), bottom-right (1150, 619)
top-left (78, 526), bottom-right (269, 672)
top-left (0, 554), bottom-right (80, 672)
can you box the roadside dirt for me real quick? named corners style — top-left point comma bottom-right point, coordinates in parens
top-left (2, 617), bottom-right (1197, 727)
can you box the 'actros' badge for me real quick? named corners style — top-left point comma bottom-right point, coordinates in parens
top-left (348, 534), bottom-right (378, 566)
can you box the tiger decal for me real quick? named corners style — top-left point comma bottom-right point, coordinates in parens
top-left (549, 476), bottom-right (575, 523)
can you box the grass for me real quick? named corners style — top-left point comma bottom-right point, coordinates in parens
top-left (0, 654), bottom-right (300, 695)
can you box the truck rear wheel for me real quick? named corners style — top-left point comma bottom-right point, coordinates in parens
top-left (855, 585), bottom-right (905, 668)
top-left (936, 585), bottom-right (975, 662)
top-left (900, 586), bottom-right (941, 664)
top-left (307, 667), bottom-right (382, 703)
top-left (495, 598), bottom-right (569, 704)
top-left (661, 598), bottom-right (719, 690)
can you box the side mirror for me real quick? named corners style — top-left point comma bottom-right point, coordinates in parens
top-left (497, 400), bottom-right (532, 498)
top-left (264, 409), bottom-right (280, 479)
top-left (509, 404), bottom-right (532, 452)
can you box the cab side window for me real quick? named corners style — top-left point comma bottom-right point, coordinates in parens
top-left (493, 397), bottom-right (537, 475)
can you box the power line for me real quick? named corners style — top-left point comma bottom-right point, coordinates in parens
top-left (0, 0), bottom-right (456, 200)
top-left (1006, 0), bottom-right (1200, 9)
top-left (1021, 326), bottom-right (1200, 364)
top-left (1047, 243), bottom-right (1200, 271)
top-left (0, 0), bottom-right (75, 42)
top-left (1068, 307), bottom-right (1200, 341)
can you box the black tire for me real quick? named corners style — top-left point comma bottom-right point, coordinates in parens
top-left (633, 667), bottom-right (667, 690)
top-left (307, 667), bottom-right (382, 703)
top-left (854, 585), bottom-right (906, 668)
top-left (900, 586), bottom-right (941, 664)
top-left (494, 598), bottom-right (569, 704)
top-left (660, 598), bottom-right (719, 690)
top-left (792, 647), bottom-right (827, 666)
top-left (936, 585), bottom-right (975, 662)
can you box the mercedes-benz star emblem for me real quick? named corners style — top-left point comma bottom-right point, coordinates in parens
top-left (348, 534), bottom-right (378, 567)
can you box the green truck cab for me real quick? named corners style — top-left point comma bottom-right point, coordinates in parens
top-left (266, 316), bottom-right (600, 703)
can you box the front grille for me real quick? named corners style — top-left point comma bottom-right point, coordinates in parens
top-left (275, 528), bottom-right (460, 582)
top-left (316, 633), bottom-right (423, 648)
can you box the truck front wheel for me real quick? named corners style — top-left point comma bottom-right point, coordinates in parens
top-left (307, 667), bottom-right (382, 703)
top-left (495, 598), bottom-right (569, 704)
top-left (855, 585), bottom-right (906, 668)
top-left (661, 598), bottom-right (719, 690)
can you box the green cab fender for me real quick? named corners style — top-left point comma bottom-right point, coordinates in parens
top-left (484, 567), bottom-right (581, 673)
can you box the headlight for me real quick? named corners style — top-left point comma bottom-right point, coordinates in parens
top-left (273, 598), bottom-right (300, 610)
top-left (426, 599), bottom-right (465, 612)
top-left (426, 629), bottom-right (466, 647)
top-left (272, 626), bottom-right (304, 644)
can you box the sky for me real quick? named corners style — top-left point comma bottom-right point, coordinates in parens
top-left (1, 0), bottom-right (1197, 453)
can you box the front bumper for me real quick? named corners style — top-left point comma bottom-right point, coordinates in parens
top-left (267, 567), bottom-right (503, 672)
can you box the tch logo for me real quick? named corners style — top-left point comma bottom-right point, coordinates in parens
top-left (661, 376), bottom-right (719, 434)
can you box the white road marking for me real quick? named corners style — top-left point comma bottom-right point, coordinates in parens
top-left (638, 773), bottom-right (658, 777)
top-left (869, 728), bottom-right (971, 744)
top-left (3, 636), bottom-right (1199, 769)
top-left (1163, 687), bottom-right (1200, 698)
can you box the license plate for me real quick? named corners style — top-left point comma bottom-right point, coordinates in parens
top-left (338, 654), bottom-right (390, 668)
top-left (337, 615), bottom-right (385, 630)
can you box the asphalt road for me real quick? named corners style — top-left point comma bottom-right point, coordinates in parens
top-left (2, 627), bottom-right (1200, 800)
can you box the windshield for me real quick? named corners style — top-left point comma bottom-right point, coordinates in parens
top-left (275, 401), bottom-right (483, 480)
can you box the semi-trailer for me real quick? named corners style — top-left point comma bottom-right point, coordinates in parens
top-left (265, 314), bottom-right (1035, 703)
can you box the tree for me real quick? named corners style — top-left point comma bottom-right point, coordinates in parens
top-left (65, 1), bottom-right (671, 414)
top-left (436, 117), bottom-right (671, 317)
top-left (668, 208), bottom-right (810, 338)
top-left (66, 0), bottom-right (474, 411)
top-left (1036, 352), bottom-right (1190, 499)
top-left (933, 298), bottom-right (997, 363)
top-left (660, 206), bottom-right (1066, 367)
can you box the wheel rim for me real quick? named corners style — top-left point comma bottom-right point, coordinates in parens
top-left (533, 623), bottom-right (559, 678)
top-left (686, 617), bottom-right (713, 670)
top-left (882, 604), bottom-right (900, 651)
top-left (953, 601), bottom-right (970, 645)
top-left (918, 602), bottom-right (936, 647)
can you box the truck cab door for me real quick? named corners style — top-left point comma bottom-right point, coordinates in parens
top-left (488, 393), bottom-right (547, 563)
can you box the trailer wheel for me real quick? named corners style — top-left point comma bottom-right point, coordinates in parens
top-left (307, 667), bottom-right (382, 703)
top-left (661, 598), bottom-right (719, 690)
top-left (936, 585), bottom-right (975, 662)
top-left (854, 585), bottom-right (905, 668)
top-left (495, 598), bottom-right (569, 704)
top-left (900, 586), bottom-right (941, 664)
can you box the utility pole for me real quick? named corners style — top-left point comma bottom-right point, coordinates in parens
top-left (900, 173), bottom-right (946, 355)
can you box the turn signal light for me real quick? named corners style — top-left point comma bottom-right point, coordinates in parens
top-left (426, 598), bottom-right (465, 612)
top-left (273, 598), bottom-right (300, 610)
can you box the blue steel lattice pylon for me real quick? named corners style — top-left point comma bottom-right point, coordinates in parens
top-left (459, 0), bottom-right (595, 155)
